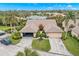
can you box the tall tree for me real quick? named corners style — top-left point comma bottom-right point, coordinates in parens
top-left (5, 14), bottom-right (18, 32)
top-left (64, 11), bottom-right (76, 32)
top-left (64, 11), bottom-right (76, 38)
top-left (54, 14), bottom-right (65, 28)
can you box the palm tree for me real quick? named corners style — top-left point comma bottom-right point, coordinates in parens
top-left (64, 11), bottom-right (76, 38)
top-left (64, 11), bottom-right (76, 32)
top-left (5, 14), bottom-right (18, 33)
top-left (0, 13), bottom-right (6, 26)
top-left (0, 13), bottom-right (5, 25)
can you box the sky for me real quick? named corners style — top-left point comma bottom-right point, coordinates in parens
top-left (0, 3), bottom-right (79, 10)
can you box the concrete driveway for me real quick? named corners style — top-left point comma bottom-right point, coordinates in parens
top-left (17, 37), bottom-right (33, 48)
top-left (49, 38), bottom-right (72, 56)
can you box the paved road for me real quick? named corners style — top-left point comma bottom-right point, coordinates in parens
top-left (0, 37), bottom-right (32, 56)
top-left (49, 38), bottom-right (72, 56)
top-left (0, 43), bottom-right (24, 56)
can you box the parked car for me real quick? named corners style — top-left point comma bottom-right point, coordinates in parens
top-left (0, 30), bottom-right (5, 36)
top-left (0, 37), bottom-right (11, 45)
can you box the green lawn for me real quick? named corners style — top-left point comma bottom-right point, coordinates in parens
top-left (0, 26), bottom-right (12, 31)
top-left (32, 38), bottom-right (51, 51)
top-left (62, 32), bottom-right (79, 56)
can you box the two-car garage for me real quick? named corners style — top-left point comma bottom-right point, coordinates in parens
top-left (22, 32), bottom-right (62, 39)
top-left (22, 33), bottom-right (33, 37)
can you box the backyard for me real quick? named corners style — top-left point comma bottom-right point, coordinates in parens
top-left (62, 32), bottom-right (79, 56)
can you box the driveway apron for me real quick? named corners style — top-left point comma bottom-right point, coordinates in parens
top-left (49, 37), bottom-right (72, 56)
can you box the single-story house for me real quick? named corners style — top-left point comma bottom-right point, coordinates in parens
top-left (71, 26), bottom-right (79, 38)
top-left (52, 13), bottom-right (65, 17)
top-left (20, 20), bottom-right (62, 38)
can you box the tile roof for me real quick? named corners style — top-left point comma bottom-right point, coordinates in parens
top-left (72, 26), bottom-right (79, 35)
top-left (20, 20), bottom-right (62, 33)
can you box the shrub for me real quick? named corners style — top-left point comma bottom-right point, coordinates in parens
top-left (11, 31), bottom-right (22, 40)
top-left (30, 51), bottom-right (38, 56)
top-left (16, 48), bottom-right (38, 56)
top-left (62, 32), bottom-right (66, 40)
top-left (73, 36), bottom-right (79, 41)
top-left (35, 24), bottom-right (48, 39)
top-left (16, 26), bottom-right (24, 31)
top-left (24, 48), bottom-right (32, 56)
top-left (62, 32), bottom-right (79, 41)
top-left (36, 30), bottom-right (48, 39)
top-left (62, 32), bottom-right (73, 40)
top-left (16, 51), bottom-right (24, 56)
top-left (10, 31), bottom-right (22, 44)
top-left (16, 20), bottom-right (26, 31)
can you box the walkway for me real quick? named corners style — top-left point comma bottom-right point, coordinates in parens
top-left (49, 38), bottom-right (72, 56)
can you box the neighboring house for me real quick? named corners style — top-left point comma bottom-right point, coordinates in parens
top-left (20, 20), bottom-right (62, 38)
top-left (62, 19), bottom-right (79, 31)
top-left (52, 13), bottom-right (65, 17)
top-left (62, 19), bottom-right (79, 38)
top-left (46, 12), bottom-right (65, 16)
top-left (71, 26), bottom-right (79, 38)
top-left (47, 13), bottom-right (65, 19)
top-left (15, 16), bottom-right (26, 20)
top-left (75, 19), bottom-right (79, 26)
top-left (26, 15), bottom-right (47, 20)
top-left (45, 12), bottom-right (54, 16)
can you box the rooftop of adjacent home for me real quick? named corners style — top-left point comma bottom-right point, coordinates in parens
top-left (27, 15), bottom-right (47, 20)
top-left (72, 26), bottom-right (79, 35)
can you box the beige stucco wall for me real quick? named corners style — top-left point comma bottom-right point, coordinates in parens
top-left (47, 32), bottom-right (62, 38)
top-left (33, 33), bottom-right (36, 37)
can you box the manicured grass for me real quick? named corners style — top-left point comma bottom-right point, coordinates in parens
top-left (0, 26), bottom-right (12, 31)
top-left (32, 38), bottom-right (51, 51)
top-left (62, 32), bottom-right (79, 56)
